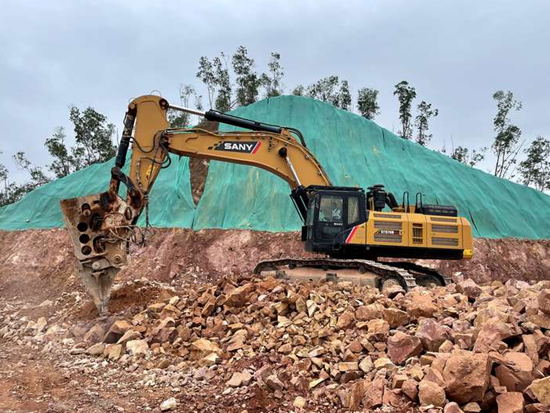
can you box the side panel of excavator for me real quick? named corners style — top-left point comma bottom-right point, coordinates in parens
top-left (345, 212), bottom-right (473, 259)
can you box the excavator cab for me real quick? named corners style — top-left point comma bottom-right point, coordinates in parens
top-left (302, 186), bottom-right (367, 254)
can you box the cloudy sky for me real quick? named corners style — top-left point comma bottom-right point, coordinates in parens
top-left (1, 0), bottom-right (549, 183)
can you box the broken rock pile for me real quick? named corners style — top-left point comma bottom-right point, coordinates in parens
top-left (75, 276), bottom-right (550, 411)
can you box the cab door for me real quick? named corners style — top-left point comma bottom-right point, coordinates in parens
top-left (315, 194), bottom-right (345, 244)
top-left (303, 193), bottom-right (344, 252)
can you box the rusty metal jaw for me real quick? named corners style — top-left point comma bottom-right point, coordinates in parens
top-left (78, 265), bottom-right (118, 315)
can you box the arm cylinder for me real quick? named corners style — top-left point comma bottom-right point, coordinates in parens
top-left (168, 103), bottom-right (285, 135)
top-left (205, 110), bottom-right (282, 134)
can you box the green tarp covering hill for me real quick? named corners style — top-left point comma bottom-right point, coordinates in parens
top-left (1, 96), bottom-right (549, 239)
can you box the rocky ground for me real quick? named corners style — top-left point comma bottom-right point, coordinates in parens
top-left (1, 228), bottom-right (550, 412)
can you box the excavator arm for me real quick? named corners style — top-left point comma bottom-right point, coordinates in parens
top-left (60, 95), bottom-right (331, 313)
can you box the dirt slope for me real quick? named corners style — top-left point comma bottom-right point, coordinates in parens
top-left (1, 229), bottom-right (549, 304)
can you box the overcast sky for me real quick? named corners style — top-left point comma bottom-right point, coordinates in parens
top-left (1, 0), bottom-right (549, 183)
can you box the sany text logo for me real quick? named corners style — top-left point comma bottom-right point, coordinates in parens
top-left (210, 141), bottom-right (261, 154)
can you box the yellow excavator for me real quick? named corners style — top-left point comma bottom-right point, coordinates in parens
top-left (60, 95), bottom-right (473, 314)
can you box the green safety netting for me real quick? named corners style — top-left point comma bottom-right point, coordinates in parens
top-left (0, 155), bottom-right (195, 230)
top-left (1, 95), bottom-right (549, 239)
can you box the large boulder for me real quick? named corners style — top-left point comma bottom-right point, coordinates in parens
top-left (444, 402), bottom-right (465, 413)
top-left (190, 338), bottom-right (222, 360)
top-left (126, 339), bottom-right (149, 356)
top-left (103, 320), bottom-right (132, 344)
top-left (419, 380), bottom-right (446, 407)
top-left (494, 352), bottom-right (533, 392)
top-left (387, 332), bottom-right (423, 365)
top-left (525, 376), bottom-right (550, 405)
top-left (442, 352), bottom-right (492, 404)
top-left (366, 319), bottom-right (390, 339)
top-left (336, 310), bottom-right (355, 330)
top-left (456, 279), bottom-right (482, 300)
top-left (355, 304), bottom-right (384, 321)
top-left (473, 318), bottom-right (515, 352)
top-left (225, 283), bottom-right (254, 307)
top-left (362, 378), bottom-right (385, 410)
top-left (384, 308), bottom-right (410, 328)
top-left (496, 392), bottom-right (524, 413)
top-left (416, 318), bottom-right (449, 352)
top-left (538, 290), bottom-right (550, 315)
top-left (406, 292), bottom-right (438, 319)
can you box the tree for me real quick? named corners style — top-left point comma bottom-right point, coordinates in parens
top-left (69, 106), bottom-right (117, 168)
top-left (0, 151), bottom-right (7, 190)
top-left (0, 149), bottom-right (14, 207)
top-left (4, 151), bottom-right (52, 204)
top-left (261, 52), bottom-right (284, 98)
top-left (306, 76), bottom-right (340, 106)
top-left (12, 151), bottom-right (50, 187)
top-left (292, 85), bottom-right (305, 96)
top-left (0, 149), bottom-right (53, 207)
top-left (44, 127), bottom-right (75, 178)
top-left (337, 80), bottom-right (352, 111)
top-left (357, 88), bottom-right (380, 120)
top-left (1, 105), bottom-right (118, 206)
top-left (232, 46), bottom-right (261, 106)
top-left (394, 81), bottom-right (417, 139)
top-left (196, 56), bottom-right (216, 108)
top-left (42, 106), bottom-right (116, 180)
top-left (197, 47), bottom-right (285, 109)
top-left (519, 136), bottom-right (550, 191)
top-left (194, 94), bottom-right (204, 111)
top-left (492, 90), bottom-right (523, 178)
top-left (450, 146), bottom-right (487, 167)
top-left (415, 101), bottom-right (438, 146)
top-left (0, 179), bottom-right (29, 207)
top-left (305, 76), bottom-right (352, 110)
top-left (213, 54), bottom-right (232, 112)
top-left (167, 84), bottom-right (196, 128)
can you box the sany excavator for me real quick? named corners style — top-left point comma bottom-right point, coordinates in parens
top-left (60, 95), bottom-right (474, 314)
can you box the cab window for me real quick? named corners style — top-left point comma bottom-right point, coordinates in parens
top-left (348, 196), bottom-right (359, 224)
top-left (319, 195), bottom-right (343, 223)
top-left (306, 197), bottom-right (316, 226)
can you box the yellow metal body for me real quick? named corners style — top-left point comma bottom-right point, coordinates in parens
top-left (345, 211), bottom-right (473, 259)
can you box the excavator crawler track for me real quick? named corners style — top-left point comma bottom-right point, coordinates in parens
top-left (387, 262), bottom-right (452, 287)
top-left (254, 258), bottom-right (450, 292)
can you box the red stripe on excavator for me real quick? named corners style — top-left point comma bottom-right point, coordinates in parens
top-left (252, 142), bottom-right (261, 154)
top-left (345, 225), bottom-right (359, 244)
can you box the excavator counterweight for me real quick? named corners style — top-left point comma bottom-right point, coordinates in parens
top-left (61, 95), bottom-right (473, 314)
